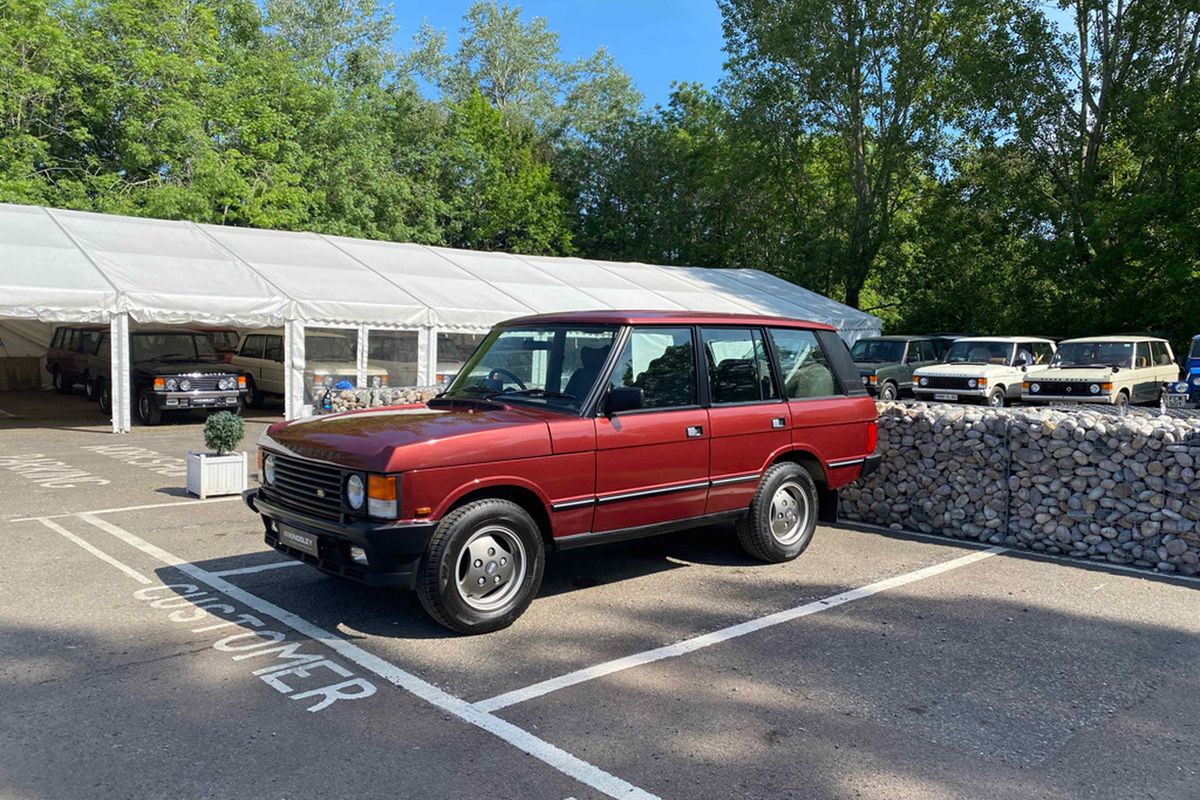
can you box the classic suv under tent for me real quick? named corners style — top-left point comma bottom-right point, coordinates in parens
top-left (0, 203), bottom-right (882, 432)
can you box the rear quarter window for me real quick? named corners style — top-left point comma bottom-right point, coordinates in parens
top-left (769, 328), bottom-right (847, 400)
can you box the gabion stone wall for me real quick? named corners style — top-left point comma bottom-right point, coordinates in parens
top-left (319, 386), bottom-right (442, 414)
top-left (840, 403), bottom-right (1200, 576)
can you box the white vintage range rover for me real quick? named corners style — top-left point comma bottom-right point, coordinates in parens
top-left (1022, 335), bottom-right (1178, 409)
top-left (913, 337), bottom-right (1056, 407)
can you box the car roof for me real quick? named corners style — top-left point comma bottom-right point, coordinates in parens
top-left (952, 336), bottom-right (1055, 344)
top-left (499, 310), bottom-right (835, 331)
top-left (1061, 335), bottom-right (1167, 344)
top-left (131, 329), bottom-right (207, 335)
top-left (856, 334), bottom-right (931, 342)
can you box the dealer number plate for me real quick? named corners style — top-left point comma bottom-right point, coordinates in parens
top-left (1165, 394), bottom-right (1188, 408)
top-left (933, 393), bottom-right (958, 401)
top-left (279, 526), bottom-right (319, 557)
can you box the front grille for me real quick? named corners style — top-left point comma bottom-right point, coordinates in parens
top-left (171, 373), bottom-right (236, 391)
top-left (268, 455), bottom-right (344, 519)
top-left (923, 376), bottom-right (974, 390)
top-left (1031, 381), bottom-right (1092, 396)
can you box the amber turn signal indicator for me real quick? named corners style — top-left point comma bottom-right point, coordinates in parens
top-left (367, 475), bottom-right (396, 500)
top-left (153, 377), bottom-right (165, 390)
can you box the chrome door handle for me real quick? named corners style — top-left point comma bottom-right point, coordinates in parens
top-left (771, 417), bottom-right (786, 429)
top-left (686, 425), bottom-right (704, 438)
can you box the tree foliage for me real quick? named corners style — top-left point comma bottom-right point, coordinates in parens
top-left (0, 0), bottom-right (1196, 348)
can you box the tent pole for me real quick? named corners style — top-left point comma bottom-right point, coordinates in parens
top-left (420, 327), bottom-right (435, 387)
top-left (357, 324), bottom-right (369, 390)
top-left (284, 320), bottom-right (306, 419)
top-left (110, 312), bottom-right (131, 433)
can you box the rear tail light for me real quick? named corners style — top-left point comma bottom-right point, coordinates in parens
top-left (367, 475), bottom-right (397, 519)
top-left (866, 421), bottom-right (878, 453)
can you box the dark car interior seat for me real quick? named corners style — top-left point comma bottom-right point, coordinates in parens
top-left (564, 345), bottom-right (610, 399)
top-left (711, 358), bottom-right (760, 403)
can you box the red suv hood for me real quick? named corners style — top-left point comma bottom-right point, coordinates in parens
top-left (262, 405), bottom-right (552, 472)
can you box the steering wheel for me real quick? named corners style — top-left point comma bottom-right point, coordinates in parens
top-left (486, 367), bottom-right (527, 391)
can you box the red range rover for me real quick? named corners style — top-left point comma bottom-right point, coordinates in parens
top-left (245, 312), bottom-right (880, 633)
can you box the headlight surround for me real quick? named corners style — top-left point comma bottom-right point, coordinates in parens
top-left (218, 376), bottom-right (236, 390)
top-left (165, 378), bottom-right (179, 391)
top-left (345, 474), bottom-right (365, 510)
top-left (179, 378), bottom-right (192, 391)
top-left (861, 375), bottom-right (869, 386)
top-left (263, 454), bottom-right (276, 485)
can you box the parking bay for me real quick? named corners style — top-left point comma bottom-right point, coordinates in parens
top-left (3, 418), bottom-right (1200, 800)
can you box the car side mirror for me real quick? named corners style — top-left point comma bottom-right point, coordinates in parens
top-left (604, 386), bottom-right (644, 416)
top-left (1014, 356), bottom-right (1028, 367)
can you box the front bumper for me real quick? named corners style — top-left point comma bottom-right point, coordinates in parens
top-left (1021, 393), bottom-right (1114, 404)
top-left (913, 387), bottom-right (989, 402)
top-left (157, 389), bottom-right (243, 411)
top-left (244, 488), bottom-right (437, 589)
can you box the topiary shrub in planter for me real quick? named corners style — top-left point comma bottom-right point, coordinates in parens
top-left (187, 412), bottom-right (248, 498)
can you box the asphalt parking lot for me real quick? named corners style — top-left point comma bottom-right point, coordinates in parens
top-left (3, 390), bottom-right (1200, 800)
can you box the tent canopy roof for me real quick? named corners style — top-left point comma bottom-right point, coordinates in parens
top-left (0, 204), bottom-right (881, 337)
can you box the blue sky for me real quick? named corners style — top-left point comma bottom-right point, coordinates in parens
top-left (388, 0), bottom-right (728, 109)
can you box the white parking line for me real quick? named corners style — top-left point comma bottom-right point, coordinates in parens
top-left (73, 513), bottom-right (659, 800)
top-left (37, 517), bottom-right (152, 585)
top-left (11, 495), bottom-right (243, 522)
top-left (210, 560), bottom-right (305, 577)
top-left (474, 546), bottom-right (1006, 713)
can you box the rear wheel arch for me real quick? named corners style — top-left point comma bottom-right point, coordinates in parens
top-left (769, 448), bottom-right (829, 489)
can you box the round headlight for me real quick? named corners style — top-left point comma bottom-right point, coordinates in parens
top-left (1188, 377), bottom-right (1198, 388)
top-left (967, 379), bottom-right (977, 389)
top-left (165, 378), bottom-right (178, 391)
top-left (217, 376), bottom-right (230, 390)
top-left (323, 376), bottom-right (334, 387)
top-left (179, 378), bottom-right (191, 391)
top-left (861, 376), bottom-right (869, 385)
top-left (919, 377), bottom-right (928, 387)
top-left (346, 474), bottom-right (365, 510)
top-left (1089, 383), bottom-right (1100, 394)
top-left (1031, 383), bottom-right (1040, 393)
top-left (263, 454), bottom-right (276, 485)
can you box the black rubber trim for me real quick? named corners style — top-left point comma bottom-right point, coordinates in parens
top-left (553, 509), bottom-right (746, 551)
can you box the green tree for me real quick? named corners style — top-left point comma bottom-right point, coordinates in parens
top-left (439, 91), bottom-right (573, 254)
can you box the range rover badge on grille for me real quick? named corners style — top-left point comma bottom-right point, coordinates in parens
top-left (315, 488), bottom-right (326, 498)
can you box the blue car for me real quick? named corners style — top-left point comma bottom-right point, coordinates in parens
top-left (1163, 334), bottom-right (1200, 409)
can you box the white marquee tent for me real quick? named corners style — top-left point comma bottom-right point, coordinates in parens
top-left (0, 203), bottom-right (882, 432)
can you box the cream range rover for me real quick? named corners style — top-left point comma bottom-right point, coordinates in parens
top-left (913, 337), bottom-right (1056, 407)
top-left (232, 329), bottom-right (389, 408)
top-left (1022, 336), bottom-right (1177, 409)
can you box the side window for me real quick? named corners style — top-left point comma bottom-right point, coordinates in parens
top-left (78, 330), bottom-right (100, 354)
top-left (702, 327), bottom-right (778, 404)
top-left (264, 335), bottom-right (283, 362)
top-left (1132, 343), bottom-right (1146, 369)
top-left (1031, 342), bottom-right (1052, 365)
top-left (51, 328), bottom-right (64, 349)
top-left (608, 327), bottom-right (696, 409)
top-left (1151, 341), bottom-right (1171, 366)
top-left (67, 329), bottom-right (80, 351)
top-left (905, 341), bottom-right (925, 363)
top-left (769, 328), bottom-right (843, 400)
top-left (240, 335), bottom-right (264, 359)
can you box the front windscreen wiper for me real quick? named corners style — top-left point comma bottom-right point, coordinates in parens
top-left (497, 388), bottom-right (576, 400)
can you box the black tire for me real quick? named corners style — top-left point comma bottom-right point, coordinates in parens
top-left (1115, 390), bottom-right (1131, 411)
top-left (987, 386), bottom-right (1006, 408)
top-left (97, 380), bottom-right (111, 415)
top-left (84, 374), bottom-right (97, 402)
top-left (52, 367), bottom-right (70, 394)
top-left (136, 387), bottom-right (162, 426)
top-left (737, 462), bottom-right (819, 563)
top-left (244, 375), bottom-right (264, 409)
top-left (880, 382), bottom-right (899, 402)
top-left (416, 499), bottom-right (545, 634)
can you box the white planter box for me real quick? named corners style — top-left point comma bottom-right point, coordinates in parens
top-left (186, 451), bottom-right (248, 499)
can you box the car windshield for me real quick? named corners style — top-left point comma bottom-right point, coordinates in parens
top-left (306, 335), bottom-right (355, 362)
top-left (132, 333), bottom-right (216, 361)
top-left (444, 324), bottom-right (619, 413)
top-left (1190, 338), bottom-right (1200, 361)
top-left (944, 340), bottom-right (1015, 365)
top-left (850, 339), bottom-right (905, 363)
top-left (1051, 341), bottom-right (1133, 369)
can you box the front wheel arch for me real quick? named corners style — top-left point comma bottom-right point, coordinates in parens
top-left (439, 483), bottom-right (553, 549)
